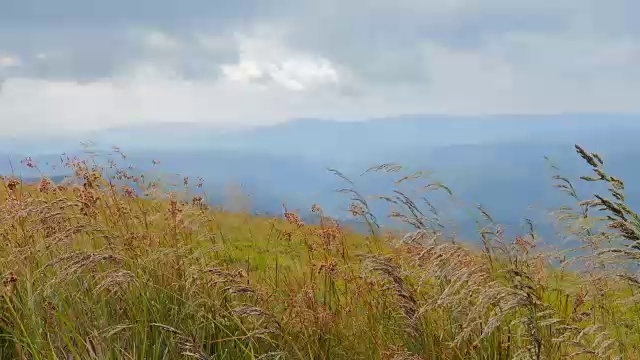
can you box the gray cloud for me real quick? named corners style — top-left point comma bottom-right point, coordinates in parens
top-left (2, 0), bottom-right (639, 84)
top-left (0, 0), bottom-right (640, 135)
top-left (276, 0), bottom-right (640, 86)
top-left (0, 0), bottom-right (265, 27)
top-left (0, 0), bottom-right (264, 81)
top-left (0, 27), bottom-right (242, 81)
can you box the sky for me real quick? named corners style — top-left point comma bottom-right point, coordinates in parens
top-left (1, 0), bottom-right (640, 136)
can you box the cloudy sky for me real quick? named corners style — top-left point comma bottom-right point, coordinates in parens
top-left (1, 0), bottom-right (639, 136)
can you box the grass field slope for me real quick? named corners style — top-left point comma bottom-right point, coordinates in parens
top-left (1, 146), bottom-right (640, 359)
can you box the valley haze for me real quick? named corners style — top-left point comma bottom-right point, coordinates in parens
top-left (2, 113), bottom-right (639, 245)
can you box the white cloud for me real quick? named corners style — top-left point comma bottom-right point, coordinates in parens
top-left (1, 1), bottom-right (640, 137)
top-left (221, 33), bottom-right (340, 91)
top-left (142, 31), bottom-right (181, 52)
top-left (221, 60), bottom-right (263, 82)
top-left (0, 60), bottom-right (426, 137)
top-left (268, 57), bottom-right (339, 91)
top-left (0, 54), bottom-right (20, 68)
top-left (2, 28), bottom-right (640, 137)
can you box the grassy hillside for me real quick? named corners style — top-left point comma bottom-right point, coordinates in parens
top-left (1, 147), bottom-right (640, 359)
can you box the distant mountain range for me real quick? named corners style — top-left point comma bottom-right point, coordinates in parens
top-left (2, 113), bottom-right (640, 245)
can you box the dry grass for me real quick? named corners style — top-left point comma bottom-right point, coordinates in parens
top-left (0, 146), bottom-right (639, 359)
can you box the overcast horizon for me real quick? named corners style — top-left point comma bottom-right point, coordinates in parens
top-left (2, 1), bottom-right (640, 136)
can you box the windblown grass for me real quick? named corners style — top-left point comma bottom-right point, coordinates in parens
top-left (1, 146), bottom-right (639, 359)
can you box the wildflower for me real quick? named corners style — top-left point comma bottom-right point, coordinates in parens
top-left (167, 194), bottom-right (183, 219)
top-left (284, 211), bottom-right (304, 227)
top-left (3, 271), bottom-right (17, 296)
top-left (38, 177), bottom-right (52, 193)
top-left (316, 258), bottom-right (338, 275)
top-left (349, 203), bottom-right (365, 217)
top-left (21, 156), bottom-right (36, 169)
top-left (315, 227), bottom-right (341, 249)
top-left (514, 235), bottom-right (536, 253)
top-left (6, 178), bottom-right (20, 191)
top-left (122, 185), bottom-right (136, 199)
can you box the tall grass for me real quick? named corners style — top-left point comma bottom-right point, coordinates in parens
top-left (0, 145), bottom-right (639, 359)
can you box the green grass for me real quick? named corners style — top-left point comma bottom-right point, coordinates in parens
top-left (1, 146), bottom-right (640, 359)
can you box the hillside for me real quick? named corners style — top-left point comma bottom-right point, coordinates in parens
top-left (3, 114), bottom-right (640, 246)
top-left (1, 146), bottom-right (640, 359)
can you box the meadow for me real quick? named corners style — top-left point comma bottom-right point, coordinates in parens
top-left (1, 145), bottom-right (639, 359)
